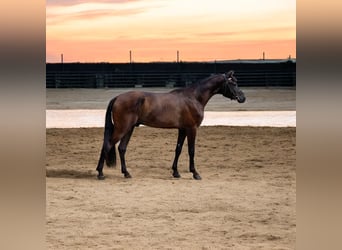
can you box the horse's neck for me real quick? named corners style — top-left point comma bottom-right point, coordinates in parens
top-left (194, 75), bottom-right (223, 107)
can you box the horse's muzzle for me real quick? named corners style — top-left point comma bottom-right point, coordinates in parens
top-left (237, 93), bottom-right (246, 103)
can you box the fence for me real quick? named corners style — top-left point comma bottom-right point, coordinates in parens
top-left (46, 61), bottom-right (296, 88)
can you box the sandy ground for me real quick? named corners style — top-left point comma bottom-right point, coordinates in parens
top-left (46, 87), bottom-right (296, 249)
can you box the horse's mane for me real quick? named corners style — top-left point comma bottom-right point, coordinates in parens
top-left (171, 74), bottom-right (219, 94)
top-left (189, 74), bottom-right (219, 89)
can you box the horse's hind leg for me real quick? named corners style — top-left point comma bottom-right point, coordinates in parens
top-left (118, 127), bottom-right (135, 178)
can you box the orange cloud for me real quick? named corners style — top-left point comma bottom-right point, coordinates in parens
top-left (47, 37), bottom-right (295, 62)
top-left (46, 0), bottom-right (296, 62)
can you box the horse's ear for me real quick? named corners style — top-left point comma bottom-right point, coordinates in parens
top-left (227, 70), bottom-right (234, 77)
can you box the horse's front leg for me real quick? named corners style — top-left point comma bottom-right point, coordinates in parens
top-left (118, 127), bottom-right (134, 178)
top-left (186, 128), bottom-right (201, 180)
top-left (172, 129), bottom-right (186, 178)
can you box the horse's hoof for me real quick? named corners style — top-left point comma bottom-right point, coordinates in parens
top-left (173, 172), bottom-right (181, 178)
top-left (124, 172), bottom-right (132, 178)
top-left (193, 174), bottom-right (202, 180)
top-left (97, 175), bottom-right (105, 180)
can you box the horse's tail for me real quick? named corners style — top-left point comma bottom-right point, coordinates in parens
top-left (103, 97), bottom-right (116, 167)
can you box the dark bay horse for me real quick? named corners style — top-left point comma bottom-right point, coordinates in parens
top-left (96, 70), bottom-right (246, 180)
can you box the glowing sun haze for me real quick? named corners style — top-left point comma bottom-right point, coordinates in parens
top-left (46, 0), bottom-right (296, 63)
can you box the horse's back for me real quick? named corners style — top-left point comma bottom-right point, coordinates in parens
top-left (138, 91), bottom-right (184, 128)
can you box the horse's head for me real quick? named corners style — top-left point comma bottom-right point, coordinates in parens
top-left (221, 71), bottom-right (246, 103)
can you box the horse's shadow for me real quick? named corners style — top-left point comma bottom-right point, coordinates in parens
top-left (46, 169), bottom-right (96, 179)
top-left (46, 168), bottom-right (195, 181)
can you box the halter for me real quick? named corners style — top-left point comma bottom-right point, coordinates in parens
top-left (221, 73), bottom-right (236, 99)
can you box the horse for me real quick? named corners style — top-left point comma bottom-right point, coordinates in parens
top-left (96, 70), bottom-right (246, 180)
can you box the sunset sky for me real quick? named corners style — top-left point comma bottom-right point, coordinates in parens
top-left (46, 0), bottom-right (296, 63)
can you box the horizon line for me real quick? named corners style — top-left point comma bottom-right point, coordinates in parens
top-left (46, 58), bottom-right (296, 64)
